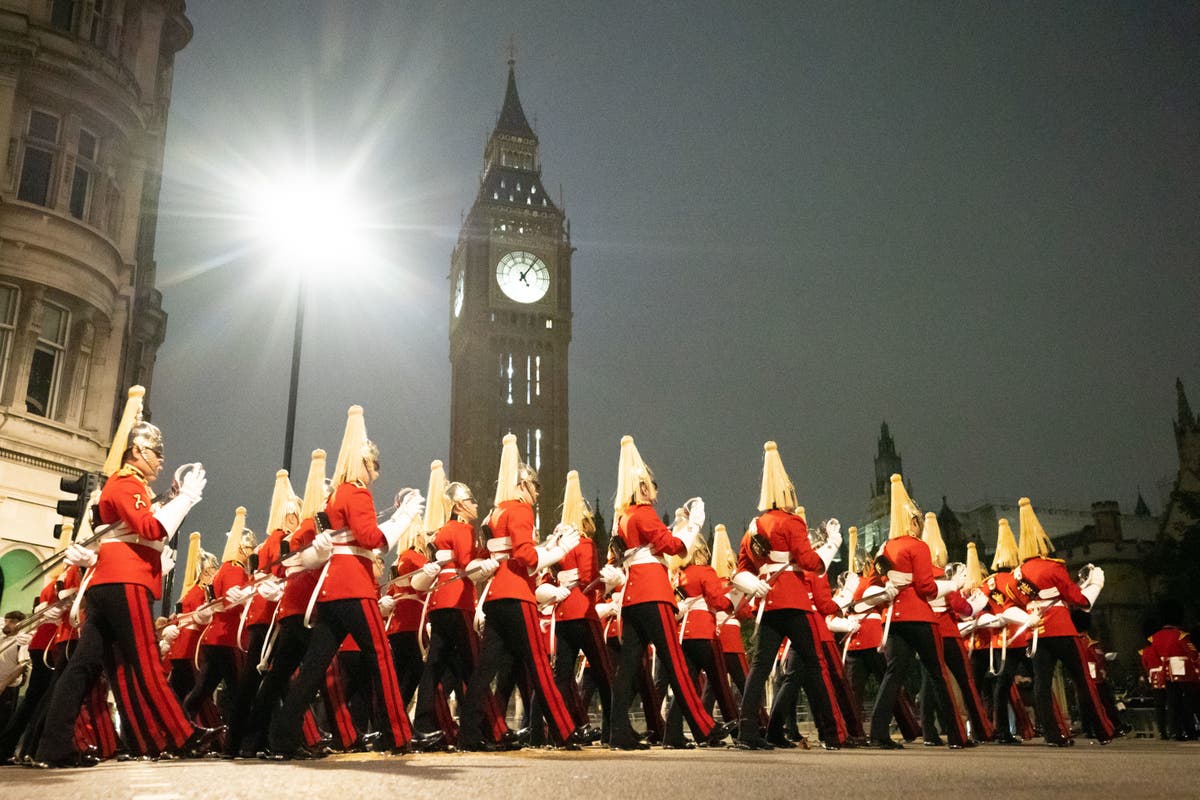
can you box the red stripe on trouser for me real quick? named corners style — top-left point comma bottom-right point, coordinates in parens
top-left (519, 602), bottom-right (575, 740)
top-left (1010, 684), bottom-right (1035, 739)
top-left (951, 638), bottom-right (994, 740)
top-left (704, 639), bottom-right (738, 720)
top-left (655, 604), bottom-right (713, 738)
top-left (89, 679), bottom-right (119, 757)
top-left (125, 585), bottom-right (192, 746)
top-left (434, 683), bottom-right (460, 739)
top-left (323, 660), bottom-right (358, 748)
top-left (931, 634), bottom-right (968, 744)
top-left (809, 633), bottom-right (847, 741)
top-left (302, 710), bottom-right (321, 747)
top-left (822, 639), bottom-right (863, 737)
top-left (359, 599), bottom-right (412, 746)
top-left (110, 648), bottom-right (151, 754)
top-left (1072, 637), bottom-right (1115, 738)
top-left (1050, 692), bottom-right (1070, 739)
top-left (465, 617), bottom-right (508, 740)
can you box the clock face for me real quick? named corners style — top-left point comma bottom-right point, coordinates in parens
top-left (453, 271), bottom-right (464, 318)
top-left (495, 251), bottom-right (550, 304)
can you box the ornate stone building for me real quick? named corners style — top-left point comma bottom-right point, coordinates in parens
top-left (448, 61), bottom-right (572, 530)
top-left (0, 0), bottom-right (191, 616)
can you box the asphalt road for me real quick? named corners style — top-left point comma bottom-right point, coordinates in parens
top-left (0, 738), bottom-right (1194, 800)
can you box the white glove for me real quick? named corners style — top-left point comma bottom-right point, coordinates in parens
top-left (750, 578), bottom-right (771, 599)
top-left (14, 632), bottom-right (32, 647)
top-left (299, 532), bottom-right (333, 569)
top-left (380, 489), bottom-right (425, 550)
top-left (378, 595), bottom-right (396, 616)
top-left (411, 561), bottom-right (442, 591)
top-left (825, 518), bottom-right (842, 542)
top-left (178, 465), bottom-right (207, 502)
top-left (552, 524), bottom-right (582, 555)
top-left (881, 582), bottom-right (900, 602)
top-left (999, 605), bottom-right (1034, 627)
top-left (535, 583), bottom-right (561, 606)
top-left (815, 540), bottom-right (838, 572)
top-left (466, 557), bottom-right (499, 582)
top-left (194, 606), bottom-right (213, 626)
top-left (161, 624), bottom-right (180, 644)
top-left (684, 497), bottom-right (705, 530)
top-left (966, 588), bottom-right (989, 615)
top-left (1080, 566), bottom-right (1105, 608)
top-left (473, 607), bottom-right (486, 635)
top-left (599, 564), bottom-right (625, 590)
top-left (731, 570), bottom-right (765, 598)
top-left (595, 602), bottom-right (616, 620)
top-left (160, 545), bottom-right (176, 573)
top-left (256, 578), bottom-right (284, 603)
top-left (534, 542), bottom-right (570, 572)
top-left (934, 579), bottom-right (957, 600)
top-left (1104, 651), bottom-right (1117, 662)
top-left (826, 616), bottom-right (859, 634)
top-left (886, 570), bottom-right (911, 589)
top-left (224, 585), bottom-right (253, 606)
top-left (978, 612), bottom-right (1005, 629)
top-left (949, 564), bottom-right (968, 591)
top-left (43, 605), bottom-right (64, 623)
top-left (65, 543), bottom-right (97, 568)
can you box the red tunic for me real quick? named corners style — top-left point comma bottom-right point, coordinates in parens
top-left (807, 571), bottom-right (839, 644)
top-left (554, 537), bottom-right (600, 622)
top-left (167, 583), bottom-right (207, 661)
top-left (879, 535), bottom-right (938, 624)
top-left (678, 564), bottom-right (732, 640)
top-left (429, 519), bottom-right (479, 613)
top-left (735, 509), bottom-right (823, 612)
top-left (88, 466), bottom-right (167, 598)
top-left (484, 500), bottom-right (539, 603)
top-left (988, 571), bottom-right (1032, 648)
top-left (205, 560), bottom-right (249, 648)
top-left (51, 566), bottom-right (82, 646)
top-left (385, 548), bottom-right (429, 635)
top-left (318, 482), bottom-right (386, 602)
top-left (1017, 556), bottom-right (1089, 638)
top-left (1144, 627), bottom-right (1200, 683)
top-left (29, 580), bottom-right (59, 651)
top-left (277, 518), bottom-right (319, 620)
top-left (847, 574), bottom-right (885, 651)
top-left (619, 503), bottom-right (686, 607)
top-left (244, 528), bottom-right (287, 627)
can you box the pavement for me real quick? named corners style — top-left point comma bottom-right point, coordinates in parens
top-left (0, 738), bottom-right (1195, 800)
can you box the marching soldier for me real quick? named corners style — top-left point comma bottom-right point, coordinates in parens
top-left (732, 442), bottom-right (840, 750)
top-left (984, 519), bottom-right (1037, 743)
top-left (266, 406), bottom-right (425, 758)
top-left (1013, 497), bottom-right (1113, 745)
top-left (867, 474), bottom-right (970, 750)
top-left (34, 386), bottom-right (207, 767)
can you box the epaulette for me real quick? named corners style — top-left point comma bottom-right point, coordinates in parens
top-left (1046, 557), bottom-right (1066, 564)
top-left (116, 464), bottom-right (153, 496)
top-left (352, 480), bottom-right (368, 489)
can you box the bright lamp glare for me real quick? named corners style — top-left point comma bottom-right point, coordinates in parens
top-left (244, 171), bottom-right (374, 272)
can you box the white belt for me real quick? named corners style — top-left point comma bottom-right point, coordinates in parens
top-left (1037, 587), bottom-right (1060, 600)
top-left (435, 549), bottom-right (454, 562)
top-left (182, 622), bottom-right (202, 631)
top-left (101, 533), bottom-right (165, 552)
top-left (759, 563), bottom-right (794, 579)
top-left (767, 550), bottom-right (790, 563)
top-left (724, 618), bottom-right (741, 628)
top-left (689, 597), bottom-right (709, 613)
top-left (331, 546), bottom-right (375, 559)
top-left (624, 548), bottom-right (666, 568)
top-left (1027, 598), bottom-right (1060, 613)
top-left (488, 537), bottom-right (512, 556)
top-left (930, 598), bottom-right (947, 612)
top-left (557, 568), bottom-right (579, 587)
top-left (284, 564), bottom-right (305, 576)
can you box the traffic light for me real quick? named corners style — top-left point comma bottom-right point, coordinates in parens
top-left (57, 471), bottom-right (101, 522)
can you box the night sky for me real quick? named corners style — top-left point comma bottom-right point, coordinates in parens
top-left (151, 2), bottom-right (1198, 561)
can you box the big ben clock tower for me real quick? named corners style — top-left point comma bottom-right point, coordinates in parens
top-left (448, 60), bottom-right (572, 530)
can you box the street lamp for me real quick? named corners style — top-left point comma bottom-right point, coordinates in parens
top-left (243, 169), bottom-right (373, 474)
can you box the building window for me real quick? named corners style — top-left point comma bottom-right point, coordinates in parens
top-left (50, 0), bottom-right (75, 31)
top-left (69, 128), bottom-right (98, 221)
top-left (88, 0), bottom-right (106, 46)
top-left (535, 355), bottom-right (541, 396)
top-left (502, 352), bottom-right (513, 406)
top-left (26, 301), bottom-right (68, 417)
top-left (0, 284), bottom-right (18, 391)
top-left (18, 111), bottom-right (59, 207)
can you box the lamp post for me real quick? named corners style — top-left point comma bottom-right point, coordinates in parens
top-left (244, 168), bottom-right (372, 475)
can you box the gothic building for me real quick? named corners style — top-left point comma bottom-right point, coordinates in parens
top-left (0, 1), bottom-right (191, 616)
top-left (448, 61), bottom-right (572, 531)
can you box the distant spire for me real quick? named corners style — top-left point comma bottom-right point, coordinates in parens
top-left (1134, 489), bottom-right (1151, 517)
top-left (1177, 378), bottom-right (1196, 429)
top-left (878, 420), bottom-right (896, 456)
top-left (494, 59), bottom-right (536, 140)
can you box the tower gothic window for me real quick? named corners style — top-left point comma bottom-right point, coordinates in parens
top-left (88, 0), bottom-right (107, 46)
top-left (26, 301), bottom-right (68, 418)
top-left (18, 111), bottom-right (60, 207)
top-left (0, 285), bottom-right (18, 392)
top-left (50, 0), bottom-right (75, 31)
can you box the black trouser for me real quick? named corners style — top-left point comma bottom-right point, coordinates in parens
top-left (991, 646), bottom-right (1028, 736)
top-left (551, 617), bottom-right (612, 735)
top-left (665, 638), bottom-right (737, 745)
top-left (739, 609), bottom-right (836, 745)
top-left (414, 608), bottom-right (478, 734)
top-left (581, 638), bottom-right (662, 739)
top-left (168, 658), bottom-right (195, 704)
top-left (704, 651), bottom-right (748, 720)
top-left (845, 648), bottom-right (921, 741)
top-left (869, 621), bottom-right (965, 745)
top-left (1164, 683), bottom-right (1199, 739)
top-left (337, 650), bottom-right (372, 735)
top-left (970, 648), bottom-right (995, 720)
top-left (221, 624), bottom-right (267, 755)
top-left (36, 584), bottom-right (194, 762)
top-left (921, 637), bottom-right (992, 741)
top-left (269, 598), bottom-right (411, 753)
top-left (459, 599), bottom-right (574, 747)
top-left (0, 650), bottom-right (52, 759)
top-left (243, 615), bottom-right (309, 755)
top-left (184, 644), bottom-right (240, 723)
top-left (389, 630), bottom-right (423, 706)
top-left (611, 602), bottom-right (713, 748)
top-left (1032, 636), bottom-right (1113, 742)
